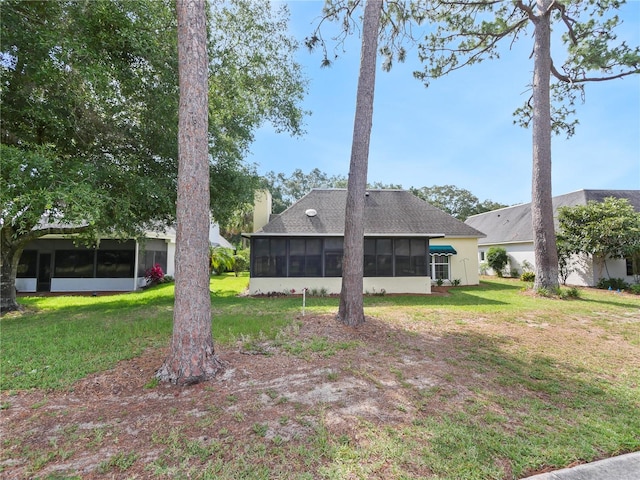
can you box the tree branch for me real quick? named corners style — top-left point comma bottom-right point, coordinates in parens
top-left (551, 61), bottom-right (640, 84)
top-left (21, 225), bottom-right (90, 244)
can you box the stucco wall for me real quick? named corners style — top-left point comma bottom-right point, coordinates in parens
top-left (51, 278), bottom-right (136, 292)
top-left (432, 238), bottom-right (480, 285)
top-left (478, 242), bottom-right (634, 287)
top-left (15, 278), bottom-right (37, 293)
top-left (248, 276), bottom-right (432, 296)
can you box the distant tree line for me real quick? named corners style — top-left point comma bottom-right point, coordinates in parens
top-left (260, 168), bottom-right (507, 220)
top-left (220, 168), bottom-right (507, 245)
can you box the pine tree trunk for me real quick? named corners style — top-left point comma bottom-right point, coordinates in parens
top-left (157, 0), bottom-right (222, 385)
top-left (338, 0), bottom-right (382, 327)
top-left (0, 227), bottom-right (23, 313)
top-left (531, 0), bottom-right (559, 291)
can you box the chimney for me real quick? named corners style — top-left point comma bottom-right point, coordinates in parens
top-left (253, 189), bottom-right (272, 232)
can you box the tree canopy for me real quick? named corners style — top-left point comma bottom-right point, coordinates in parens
top-left (0, 0), bottom-right (307, 312)
top-left (411, 0), bottom-right (640, 291)
top-left (557, 197), bottom-right (640, 276)
top-left (410, 185), bottom-right (506, 221)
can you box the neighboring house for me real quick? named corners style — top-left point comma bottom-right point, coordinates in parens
top-left (15, 224), bottom-right (232, 293)
top-left (465, 189), bottom-right (640, 286)
top-left (244, 189), bottom-right (485, 295)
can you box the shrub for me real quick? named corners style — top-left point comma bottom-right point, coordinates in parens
top-left (210, 246), bottom-right (235, 275)
top-left (233, 249), bottom-right (250, 276)
top-left (479, 261), bottom-right (489, 275)
top-left (596, 278), bottom-right (629, 290)
top-left (562, 287), bottom-right (581, 299)
top-left (486, 247), bottom-right (508, 277)
top-left (145, 263), bottom-right (164, 286)
top-left (629, 284), bottom-right (640, 295)
top-left (521, 271), bottom-right (535, 282)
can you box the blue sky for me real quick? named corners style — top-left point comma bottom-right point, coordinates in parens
top-left (249, 1), bottom-right (640, 206)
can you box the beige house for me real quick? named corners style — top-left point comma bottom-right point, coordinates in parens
top-left (465, 189), bottom-right (640, 286)
top-left (245, 189), bottom-right (485, 295)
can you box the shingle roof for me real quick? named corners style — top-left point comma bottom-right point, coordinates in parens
top-left (465, 189), bottom-right (640, 245)
top-left (254, 189), bottom-right (485, 238)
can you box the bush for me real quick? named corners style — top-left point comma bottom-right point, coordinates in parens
top-left (596, 278), bottom-right (629, 290)
top-left (233, 249), bottom-right (250, 276)
top-left (145, 263), bottom-right (164, 286)
top-left (521, 271), bottom-right (535, 282)
top-left (561, 287), bottom-right (581, 299)
top-left (629, 284), bottom-right (640, 295)
top-left (486, 247), bottom-right (508, 277)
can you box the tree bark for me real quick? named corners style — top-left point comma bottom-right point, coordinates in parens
top-left (157, 0), bottom-right (223, 384)
top-left (337, 0), bottom-right (383, 327)
top-left (0, 227), bottom-right (23, 313)
top-left (531, 0), bottom-right (559, 291)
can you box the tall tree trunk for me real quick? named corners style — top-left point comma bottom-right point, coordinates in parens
top-left (157, 0), bottom-right (222, 385)
top-left (338, 0), bottom-right (382, 327)
top-left (0, 227), bottom-right (23, 313)
top-left (531, 0), bottom-right (559, 291)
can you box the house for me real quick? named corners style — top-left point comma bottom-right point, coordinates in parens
top-left (15, 224), bottom-right (232, 293)
top-left (244, 189), bottom-right (485, 295)
top-left (465, 189), bottom-right (640, 286)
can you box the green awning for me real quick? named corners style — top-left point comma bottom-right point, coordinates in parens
top-left (429, 245), bottom-right (457, 255)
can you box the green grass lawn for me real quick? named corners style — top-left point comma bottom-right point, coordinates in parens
top-left (1, 274), bottom-right (639, 479)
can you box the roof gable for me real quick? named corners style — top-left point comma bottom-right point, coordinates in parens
top-left (255, 189), bottom-right (484, 238)
top-left (465, 189), bottom-right (640, 245)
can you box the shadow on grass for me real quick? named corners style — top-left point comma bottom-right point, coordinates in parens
top-left (312, 315), bottom-right (640, 478)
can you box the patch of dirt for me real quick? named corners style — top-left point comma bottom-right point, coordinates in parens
top-left (1, 311), bottom-right (637, 479)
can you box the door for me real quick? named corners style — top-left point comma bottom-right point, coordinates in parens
top-left (37, 253), bottom-right (52, 292)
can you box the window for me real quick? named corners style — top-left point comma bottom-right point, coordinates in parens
top-left (54, 250), bottom-right (95, 278)
top-left (480, 251), bottom-right (485, 261)
top-left (324, 238), bottom-right (343, 277)
top-left (431, 254), bottom-right (450, 281)
top-left (17, 250), bottom-right (37, 277)
top-left (627, 258), bottom-right (634, 276)
top-left (364, 238), bottom-right (393, 276)
top-left (97, 250), bottom-right (135, 278)
top-left (253, 238), bottom-right (286, 277)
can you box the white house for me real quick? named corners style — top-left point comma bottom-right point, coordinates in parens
top-left (244, 189), bottom-right (485, 295)
top-left (465, 189), bottom-right (640, 286)
top-left (15, 224), bottom-right (232, 293)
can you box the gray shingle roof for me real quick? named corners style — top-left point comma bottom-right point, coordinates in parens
top-left (254, 189), bottom-right (485, 238)
top-left (465, 189), bottom-right (640, 245)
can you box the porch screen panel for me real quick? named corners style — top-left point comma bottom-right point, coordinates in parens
top-left (306, 239), bottom-right (322, 277)
top-left (377, 239), bottom-right (393, 276)
top-left (364, 239), bottom-right (376, 276)
top-left (97, 250), bottom-right (135, 278)
top-left (288, 239), bottom-right (305, 276)
top-left (54, 250), bottom-right (95, 278)
top-left (324, 238), bottom-right (343, 277)
top-left (253, 238), bottom-right (286, 277)
top-left (411, 239), bottom-right (427, 276)
top-left (364, 238), bottom-right (393, 276)
top-left (138, 249), bottom-right (168, 277)
top-left (394, 239), bottom-right (411, 275)
top-left (289, 239), bottom-right (322, 277)
top-left (17, 250), bottom-right (37, 277)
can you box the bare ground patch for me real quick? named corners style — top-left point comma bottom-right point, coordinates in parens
top-left (1, 310), bottom-right (638, 479)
